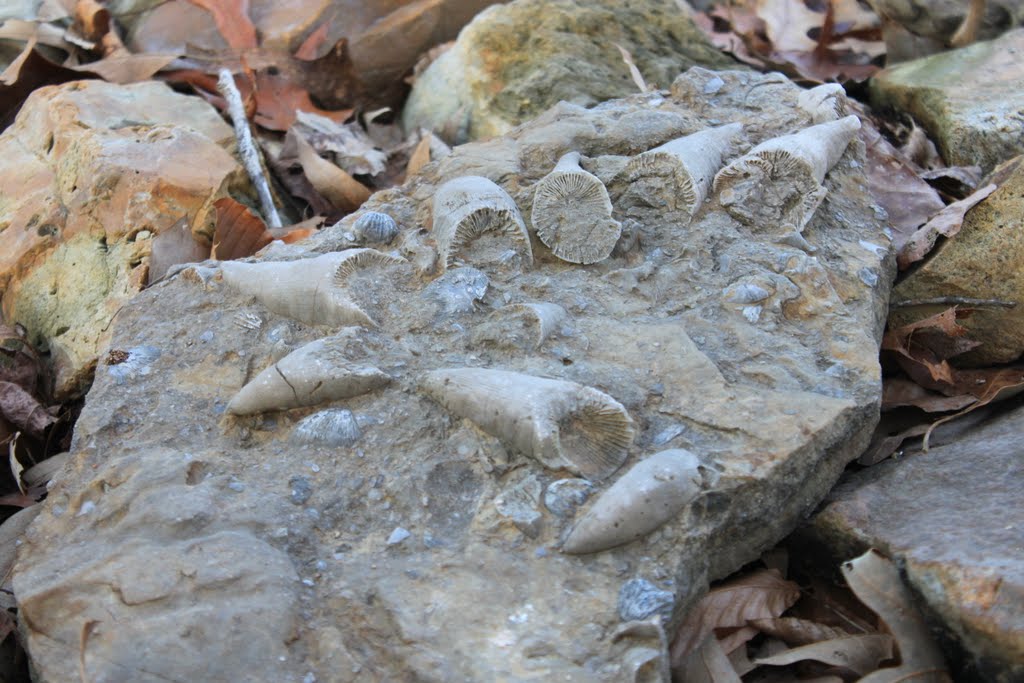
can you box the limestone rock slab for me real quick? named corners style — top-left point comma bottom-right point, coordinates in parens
top-left (402, 0), bottom-right (736, 142)
top-left (869, 28), bottom-right (1024, 172)
top-left (807, 407), bottom-right (1024, 683)
top-left (891, 156), bottom-right (1024, 365)
top-left (0, 80), bottom-right (252, 399)
top-left (15, 69), bottom-right (893, 682)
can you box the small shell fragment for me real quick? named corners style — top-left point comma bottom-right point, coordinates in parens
top-left (226, 336), bottom-right (390, 415)
top-left (419, 368), bottom-right (635, 480)
top-left (622, 123), bottom-right (742, 216)
top-left (353, 211), bottom-right (399, 244)
top-left (531, 152), bottom-right (621, 264)
top-left (432, 176), bottom-right (533, 270)
top-left (714, 115), bottom-right (861, 231)
top-left (562, 448), bottom-right (703, 554)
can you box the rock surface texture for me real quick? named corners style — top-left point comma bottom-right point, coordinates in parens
top-left (14, 69), bottom-right (894, 682)
top-left (869, 28), bottom-right (1024, 172)
top-left (402, 0), bottom-right (735, 143)
top-left (0, 80), bottom-right (251, 399)
top-left (891, 156), bottom-right (1024, 365)
top-left (807, 406), bottom-right (1024, 683)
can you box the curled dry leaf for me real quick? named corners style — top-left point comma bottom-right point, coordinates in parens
top-left (147, 217), bottom-right (210, 285)
top-left (842, 550), bottom-right (951, 682)
top-left (0, 324), bottom-right (41, 393)
top-left (679, 635), bottom-right (743, 683)
top-left (747, 616), bottom-right (852, 646)
top-left (212, 198), bottom-right (274, 260)
top-left (897, 183), bottom-right (997, 269)
top-left (0, 382), bottom-right (56, 437)
top-left (670, 568), bottom-right (801, 664)
top-left (292, 131), bottom-right (371, 212)
top-left (752, 633), bottom-right (895, 675)
top-left (184, 0), bottom-right (257, 49)
top-left (406, 135), bottom-right (431, 177)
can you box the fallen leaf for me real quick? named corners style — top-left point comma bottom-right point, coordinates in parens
top-left (406, 135), bottom-right (431, 177)
top-left (613, 42), bottom-right (649, 93)
top-left (752, 633), bottom-right (894, 675)
top-left (184, 0), bottom-right (257, 49)
top-left (252, 70), bottom-right (353, 132)
top-left (71, 52), bottom-right (178, 84)
top-left (881, 378), bottom-right (977, 413)
top-left (748, 616), bottom-right (852, 646)
top-left (922, 367), bottom-right (1024, 449)
top-left (0, 382), bottom-right (56, 437)
top-left (8, 433), bottom-right (25, 494)
top-left (859, 118), bottom-right (945, 249)
top-left (293, 111), bottom-right (387, 176)
top-left (677, 635), bottom-right (743, 683)
top-left (670, 569), bottom-right (801, 663)
top-left (0, 324), bottom-right (41, 394)
top-left (714, 624), bottom-right (760, 655)
top-left (842, 550), bottom-right (951, 682)
top-left (295, 21), bottom-right (331, 61)
top-left (881, 307), bottom-right (980, 393)
top-left (291, 130), bottom-right (370, 212)
top-left (269, 215), bottom-right (325, 244)
top-left (212, 197), bottom-right (273, 260)
top-left (897, 183), bottom-right (997, 269)
top-left (147, 217), bottom-right (210, 285)
top-left (0, 38), bottom-right (95, 129)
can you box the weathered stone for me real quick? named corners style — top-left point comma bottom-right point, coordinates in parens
top-left (402, 0), bottom-right (736, 143)
top-left (14, 69), bottom-right (893, 681)
top-left (805, 406), bottom-right (1024, 683)
top-left (890, 156), bottom-right (1024, 365)
top-left (869, 28), bottom-right (1024, 172)
top-left (0, 80), bottom-right (251, 399)
top-left (866, 0), bottom-right (1024, 49)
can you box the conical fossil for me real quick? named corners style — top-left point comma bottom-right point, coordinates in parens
top-left (227, 336), bottom-right (391, 415)
top-left (469, 302), bottom-right (568, 350)
top-left (531, 152), bottom-right (621, 264)
top-left (713, 115), bottom-right (861, 231)
top-left (221, 251), bottom-right (376, 328)
top-left (419, 368), bottom-right (634, 480)
top-left (623, 122), bottom-right (743, 216)
top-left (797, 83), bottom-right (848, 124)
top-left (432, 176), bottom-right (533, 270)
top-left (562, 448), bottom-right (704, 555)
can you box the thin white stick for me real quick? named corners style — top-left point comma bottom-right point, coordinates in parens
top-left (216, 69), bottom-right (282, 228)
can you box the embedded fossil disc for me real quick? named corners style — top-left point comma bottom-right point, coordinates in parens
top-left (531, 152), bottom-right (621, 264)
top-left (432, 176), bottom-right (533, 270)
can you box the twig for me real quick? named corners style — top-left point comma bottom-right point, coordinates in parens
top-left (889, 297), bottom-right (1017, 310)
top-left (216, 69), bottom-right (282, 229)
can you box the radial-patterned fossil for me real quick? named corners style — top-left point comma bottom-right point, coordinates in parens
top-left (432, 176), bottom-right (533, 270)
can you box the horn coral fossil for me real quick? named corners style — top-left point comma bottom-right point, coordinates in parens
top-left (713, 115), bottom-right (861, 231)
top-left (419, 368), bottom-right (634, 480)
top-left (227, 336), bottom-right (391, 415)
top-left (331, 248), bottom-right (408, 285)
top-left (432, 176), bottom-right (533, 270)
top-left (622, 123), bottom-right (742, 215)
top-left (562, 448), bottom-right (703, 554)
top-left (469, 302), bottom-right (568, 350)
top-left (221, 252), bottom-right (375, 328)
top-left (531, 152), bottom-right (621, 264)
top-left (797, 83), bottom-right (847, 124)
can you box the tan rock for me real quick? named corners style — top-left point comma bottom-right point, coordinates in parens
top-left (890, 156), bottom-right (1024, 365)
top-left (0, 80), bottom-right (251, 398)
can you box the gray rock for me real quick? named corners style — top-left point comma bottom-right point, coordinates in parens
top-left (14, 69), bottom-right (893, 682)
top-left (805, 406), bottom-right (1024, 683)
top-left (493, 472), bottom-right (543, 537)
top-left (544, 478), bottom-right (594, 517)
top-left (869, 28), bottom-right (1024, 172)
top-left (618, 578), bottom-right (675, 623)
top-left (291, 409), bottom-right (363, 447)
top-left (402, 0), bottom-right (736, 143)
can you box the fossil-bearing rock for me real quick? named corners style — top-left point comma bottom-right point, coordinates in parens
top-left (14, 69), bottom-right (893, 682)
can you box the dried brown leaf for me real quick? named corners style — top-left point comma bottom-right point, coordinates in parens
top-left (72, 53), bottom-right (178, 84)
top-left (184, 0), bottom-right (257, 49)
top-left (147, 217), bottom-right (210, 285)
top-left (748, 616), bottom-right (852, 646)
top-left (0, 325), bottom-right (41, 394)
top-left (0, 38), bottom-right (94, 129)
top-left (677, 635), bottom-right (743, 683)
top-left (898, 183), bottom-right (997, 269)
top-left (882, 308), bottom-right (980, 393)
top-left (295, 21), bottom-right (330, 61)
top-left (406, 135), bottom-right (431, 177)
top-left (212, 197), bottom-right (273, 260)
top-left (292, 131), bottom-right (370, 212)
top-left (0, 382), bottom-right (56, 437)
top-left (752, 633), bottom-right (894, 675)
top-left (252, 70), bottom-right (353, 132)
top-left (842, 550), bottom-right (951, 682)
top-left (922, 367), bottom-right (1024, 449)
top-left (670, 569), bottom-right (801, 663)
top-left (881, 378), bottom-right (977, 413)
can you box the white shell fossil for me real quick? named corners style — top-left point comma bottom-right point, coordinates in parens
top-left (622, 122), bottom-right (742, 215)
top-left (432, 176), bottom-right (533, 270)
top-left (469, 302), bottom-right (568, 350)
top-left (530, 152), bottom-right (621, 264)
top-left (221, 252), bottom-right (374, 328)
top-left (562, 448), bottom-right (703, 554)
top-left (226, 336), bottom-right (391, 415)
top-left (352, 211), bottom-right (399, 244)
top-left (713, 115), bottom-right (861, 231)
top-left (797, 83), bottom-right (848, 124)
top-left (419, 368), bottom-right (635, 480)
